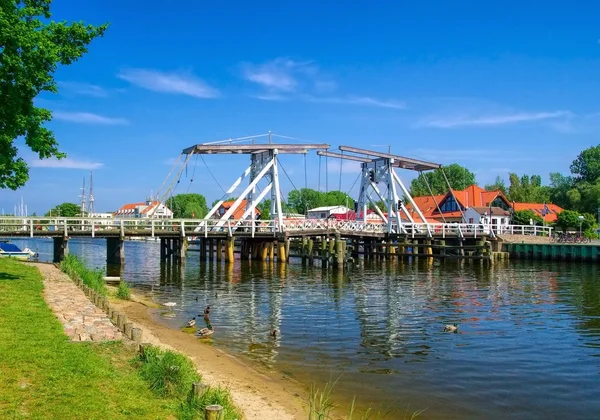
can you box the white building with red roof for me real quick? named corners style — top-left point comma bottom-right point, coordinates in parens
top-left (114, 200), bottom-right (173, 219)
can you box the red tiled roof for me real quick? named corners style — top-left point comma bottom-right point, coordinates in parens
top-left (512, 202), bottom-right (563, 222)
top-left (219, 200), bottom-right (261, 219)
top-left (468, 206), bottom-right (511, 216)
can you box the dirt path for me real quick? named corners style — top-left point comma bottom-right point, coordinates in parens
top-left (33, 263), bottom-right (122, 342)
top-left (112, 297), bottom-right (308, 420)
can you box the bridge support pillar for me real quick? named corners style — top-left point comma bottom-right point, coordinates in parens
top-left (334, 234), bottom-right (344, 270)
top-left (285, 239), bottom-right (291, 263)
top-left (53, 237), bottom-right (69, 263)
top-left (425, 239), bottom-right (433, 257)
top-left (106, 237), bottom-right (124, 266)
top-left (207, 239), bottom-right (214, 261)
top-left (320, 236), bottom-right (328, 267)
top-left (307, 239), bottom-right (314, 264)
top-left (261, 242), bottom-right (269, 261)
top-left (216, 240), bottom-right (223, 262)
top-left (438, 240), bottom-right (446, 258)
top-left (226, 238), bottom-right (235, 263)
top-left (199, 239), bottom-right (206, 261)
top-left (278, 240), bottom-right (286, 263)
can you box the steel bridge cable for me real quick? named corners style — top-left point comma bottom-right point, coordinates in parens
top-left (200, 155), bottom-right (226, 194)
top-left (318, 155), bottom-right (322, 192)
top-left (185, 154), bottom-right (199, 193)
top-left (204, 133), bottom-right (270, 145)
top-left (150, 151), bottom-right (194, 217)
top-left (156, 154), bottom-right (183, 199)
top-left (419, 170), bottom-right (446, 223)
top-left (277, 157), bottom-right (303, 213)
top-left (338, 150), bottom-right (344, 191)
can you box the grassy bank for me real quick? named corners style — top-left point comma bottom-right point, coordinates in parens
top-left (60, 254), bottom-right (107, 295)
top-left (0, 258), bottom-right (177, 418)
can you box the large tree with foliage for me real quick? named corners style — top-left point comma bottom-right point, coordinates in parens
top-left (0, 0), bottom-right (108, 189)
top-left (166, 194), bottom-right (208, 218)
top-left (45, 202), bottom-right (81, 217)
top-left (484, 176), bottom-right (508, 195)
top-left (570, 145), bottom-right (600, 184)
top-left (410, 164), bottom-right (476, 196)
top-left (286, 188), bottom-right (353, 214)
top-left (512, 209), bottom-right (543, 226)
top-left (507, 174), bottom-right (551, 203)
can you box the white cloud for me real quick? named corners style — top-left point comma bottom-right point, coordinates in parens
top-left (29, 157), bottom-right (104, 170)
top-left (58, 81), bottom-right (108, 98)
top-left (241, 58), bottom-right (315, 93)
top-left (53, 111), bottom-right (128, 125)
top-left (117, 68), bottom-right (219, 98)
top-left (308, 95), bottom-right (406, 110)
top-left (241, 58), bottom-right (405, 111)
top-left (418, 111), bottom-right (570, 128)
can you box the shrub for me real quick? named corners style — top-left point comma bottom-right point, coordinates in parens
top-left (116, 281), bottom-right (131, 300)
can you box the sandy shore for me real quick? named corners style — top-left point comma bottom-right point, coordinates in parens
top-left (111, 294), bottom-right (308, 420)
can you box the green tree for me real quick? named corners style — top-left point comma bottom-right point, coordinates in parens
top-left (548, 172), bottom-right (575, 210)
top-left (570, 145), bottom-right (600, 183)
top-left (321, 190), bottom-right (354, 208)
top-left (46, 202), bottom-right (81, 217)
top-left (410, 164), bottom-right (476, 196)
top-left (484, 176), bottom-right (508, 195)
top-left (368, 200), bottom-right (386, 211)
top-left (0, 1), bottom-right (108, 189)
top-left (166, 194), bottom-right (208, 218)
top-left (507, 174), bottom-right (551, 203)
top-left (555, 210), bottom-right (582, 232)
top-left (257, 199), bottom-right (271, 219)
top-left (511, 209), bottom-right (543, 226)
top-left (287, 188), bottom-right (322, 214)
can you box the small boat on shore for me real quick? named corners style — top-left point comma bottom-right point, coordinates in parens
top-left (0, 242), bottom-right (37, 260)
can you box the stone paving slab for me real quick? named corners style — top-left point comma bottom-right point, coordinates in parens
top-left (32, 263), bottom-right (122, 342)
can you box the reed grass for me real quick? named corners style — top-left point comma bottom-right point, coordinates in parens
top-left (60, 254), bottom-right (106, 295)
top-left (309, 377), bottom-right (426, 420)
top-left (116, 280), bottom-right (131, 300)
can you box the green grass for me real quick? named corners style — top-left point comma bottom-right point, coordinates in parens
top-left (60, 254), bottom-right (107, 295)
top-left (116, 281), bottom-right (131, 300)
top-left (0, 258), bottom-right (177, 419)
top-left (136, 345), bottom-right (243, 419)
top-left (138, 346), bottom-right (201, 398)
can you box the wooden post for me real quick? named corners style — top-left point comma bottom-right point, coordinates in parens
top-left (335, 234), bottom-right (343, 269)
top-left (131, 327), bottom-right (143, 343)
top-left (328, 237), bottom-right (335, 258)
top-left (208, 239), bottom-right (214, 261)
top-left (278, 241), bottom-right (286, 262)
top-left (200, 239), bottom-right (206, 261)
top-left (321, 236), bottom-right (328, 267)
top-left (307, 239), bottom-right (314, 264)
top-left (301, 237), bottom-right (308, 265)
top-left (205, 405), bottom-right (223, 420)
top-left (192, 382), bottom-right (207, 398)
top-left (124, 322), bottom-right (133, 338)
top-left (261, 242), bottom-right (269, 260)
top-left (226, 238), bottom-right (235, 263)
top-left (216, 240), bottom-right (223, 262)
top-left (425, 239), bottom-right (433, 257)
top-left (285, 238), bottom-right (291, 262)
top-left (139, 342), bottom-right (151, 357)
top-left (111, 310), bottom-right (120, 324)
top-left (117, 314), bottom-right (127, 331)
top-left (268, 241), bottom-right (275, 261)
top-left (53, 237), bottom-right (69, 263)
top-left (341, 240), bottom-right (347, 264)
top-left (439, 240), bottom-right (446, 258)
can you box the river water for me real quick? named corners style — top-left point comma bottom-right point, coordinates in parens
top-left (8, 237), bottom-right (600, 419)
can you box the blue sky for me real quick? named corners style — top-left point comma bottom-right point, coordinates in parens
top-left (4, 0), bottom-right (600, 214)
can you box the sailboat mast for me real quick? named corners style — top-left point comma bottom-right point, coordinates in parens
top-left (80, 176), bottom-right (86, 215)
top-left (88, 171), bottom-right (95, 214)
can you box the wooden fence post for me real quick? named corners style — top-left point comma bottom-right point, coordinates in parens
top-left (205, 405), bottom-right (223, 420)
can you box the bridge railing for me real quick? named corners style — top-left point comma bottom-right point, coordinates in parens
top-left (0, 217), bottom-right (553, 238)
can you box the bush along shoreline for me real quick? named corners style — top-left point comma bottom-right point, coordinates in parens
top-left (58, 255), bottom-right (243, 419)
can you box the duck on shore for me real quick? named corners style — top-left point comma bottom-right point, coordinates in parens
top-left (444, 324), bottom-right (459, 333)
top-left (270, 329), bottom-right (277, 338)
top-left (187, 317), bottom-right (196, 327)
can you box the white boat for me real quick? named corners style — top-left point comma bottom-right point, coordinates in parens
top-left (0, 242), bottom-right (37, 260)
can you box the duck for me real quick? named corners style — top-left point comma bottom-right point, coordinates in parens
top-left (164, 302), bottom-right (177, 309)
top-left (444, 324), bottom-right (459, 333)
top-left (198, 326), bottom-right (214, 336)
top-left (270, 329), bottom-right (277, 338)
top-left (187, 317), bottom-right (196, 327)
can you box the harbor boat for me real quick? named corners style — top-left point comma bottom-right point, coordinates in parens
top-left (0, 242), bottom-right (37, 260)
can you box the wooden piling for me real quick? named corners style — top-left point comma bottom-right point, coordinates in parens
top-left (226, 238), bottom-right (235, 263)
top-left (335, 234), bottom-right (344, 269)
top-left (278, 241), bottom-right (286, 262)
top-left (216, 240), bottom-right (223, 262)
top-left (131, 327), bottom-right (143, 343)
top-left (307, 239), bottom-right (314, 264)
top-left (285, 238), bottom-right (291, 262)
top-left (268, 241), bottom-right (275, 261)
top-left (261, 242), bottom-right (269, 260)
top-left (199, 239), bottom-right (206, 261)
top-left (192, 382), bottom-right (207, 398)
top-left (205, 405), bottom-right (223, 420)
top-left (124, 322), bottom-right (133, 339)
